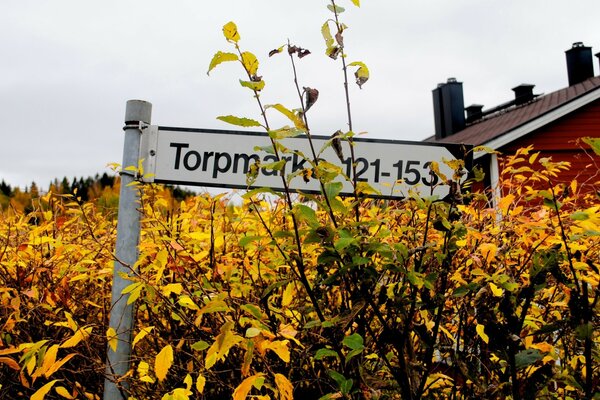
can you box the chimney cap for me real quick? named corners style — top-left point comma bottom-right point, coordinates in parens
top-left (437, 77), bottom-right (461, 87)
top-left (465, 104), bottom-right (484, 110)
top-left (511, 83), bottom-right (535, 91)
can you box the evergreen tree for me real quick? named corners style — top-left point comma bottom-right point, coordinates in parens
top-left (0, 180), bottom-right (11, 196)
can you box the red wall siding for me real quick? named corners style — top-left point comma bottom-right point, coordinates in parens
top-left (499, 99), bottom-right (600, 188)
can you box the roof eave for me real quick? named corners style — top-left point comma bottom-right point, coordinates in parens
top-left (474, 86), bottom-right (600, 159)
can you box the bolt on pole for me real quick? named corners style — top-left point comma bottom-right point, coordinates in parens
top-left (103, 100), bottom-right (152, 399)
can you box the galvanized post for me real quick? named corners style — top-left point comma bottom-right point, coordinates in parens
top-left (103, 100), bottom-right (152, 399)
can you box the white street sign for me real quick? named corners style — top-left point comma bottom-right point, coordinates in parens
top-left (140, 126), bottom-right (470, 199)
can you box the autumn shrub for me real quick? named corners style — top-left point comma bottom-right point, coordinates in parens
top-left (1, 0), bottom-right (599, 399)
top-left (0, 193), bottom-right (115, 399)
top-left (0, 147), bottom-right (599, 399)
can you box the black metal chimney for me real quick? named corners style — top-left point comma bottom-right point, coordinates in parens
top-left (512, 84), bottom-right (535, 106)
top-left (432, 78), bottom-right (466, 139)
top-left (465, 104), bottom-right (484, 123)
top-left (566, 42), bottom-right (594, 86)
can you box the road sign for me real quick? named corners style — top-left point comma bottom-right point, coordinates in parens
top-left (140, 125), bottom-right (471, 199)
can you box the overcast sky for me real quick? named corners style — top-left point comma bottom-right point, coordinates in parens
top-left (2, 1), bottom-right (599, 191)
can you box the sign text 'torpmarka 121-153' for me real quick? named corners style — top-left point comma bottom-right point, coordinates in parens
top-left (140, 125), bottom-right (471, 199)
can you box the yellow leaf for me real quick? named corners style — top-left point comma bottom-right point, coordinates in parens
top-left (207, 51), bottom-right (238, 75)
top-left (64, 312), bottom-right (78, 332)
top-left (184, 373), bottom-right (193, 390)
top-left (161, 283), bottom-right (183, 297)
top-left (155, 345), bottom-right (174, 382)
top-left (348, 61), bottom-right (370, 88)
top-left (205, 323), bottom-right (244, 369)
top-left (274, 373), bottom-right (294, 400)
top-left (223, 21), bottom-right (240, 43)
top-left (232, 373), bottom-right (265, 400)
top-left (489, 282), bottom-right (503, 297)
top-left (529, 152), bottom-right (539, 165)
top-left (498, 194), bottom-right (515, 215)
top-left (258, 340), bottom-right (290, 363)
top-left (61, 327), bottom-right (92, 348)
top-left (44, 353), bottom-right (76, 378)
top-left (30, 380), bottom-right (59, 400)
top-left (26, 355), bottom-right (37, 375)
top-left (137, 361), bottom-right (150, 376)
top-left (0, 346), bottom-right (21, 356)
top-left (476, 324), bottom-right (489, 344)
top-left (178, 295), bottom-right (200, 310)
top-left (241, 52), bottom-right (259, 76)
top-left (531, 342), bottom-right (554, 353)
top-left (196, 374), bottom-right (206, 393)
top-left (0, 356), bottom-right (20, 371)
top-left (132, 326), bottom-right (154, 349)
top-left (55, 386), bottom-right (75, 399)
top-left (198, 299), bottom-right (229, 314)
top-left (33, 344), bottom-right (58, 378)
top-left (106, 327), bottom-right (118, 352)
top-left (281, 284), bottom-right (294, 307)
top-left (266, 104), bottom-right (306, 131)
top-left (478, 243), bottom-right (497, 263)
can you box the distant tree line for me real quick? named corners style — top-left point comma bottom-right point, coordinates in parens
top-left (0, 173), bottom-right (197, 213)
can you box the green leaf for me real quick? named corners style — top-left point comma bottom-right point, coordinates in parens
top-left (217, 115), bottom-right (263, 128)
top-left (207, 51), bottom-right (238, 75)
top-left (315, 161), bottom-right (343, 183)
top-left (335, 237), bottom-right (357, 252)
top-left (575, 322), bottom-right (593, 340)
top-left (343, 334), bottom-right (364, 349)
top-left (268, 126), bottom-right (305, 139)
top-left (345, 348), bottom-right (363, 363)
top-left (341, 378), bottom-right (353, 395)
top-left (582, 136), bottom-right (600, 156)
top-left (191, 341), bottom-right (210, 351)
top-left (327, 370), bottom-right (347, 389)
top-left (343, 333), bottom-right (364, 351)
top-left (239, 235), bottom-right (263, 248)
top-left (514, 349), bottom-right (543, 369)
top-left (315, 348), bottom-right (339, 360)
top-left (452, 283), bottom-right (479, 297)
top-left (261, 160), bottom-right (286, 171)
top-left (321, 22), bottom-right (334, 48)
top-left (241, 304), bottom-right (264, 320)
top-left (304, 320), bottom-right (322, 329)
top-left (222, 21), bottom-right (240, 43)
top-left (253, 145), bottom-right (275, 155)
top-left (570, 211), bottom-right (589, 221)
top-left (240, 79), bottom-right (265, 91)
top-left (242, 187), bottom-right (283, 199)
top-left (327, 4), bottom-right (345, 13)
top-left (324, 181), bottom-right (343, 200)
top-left (294, 204), bottom-right (320, 228)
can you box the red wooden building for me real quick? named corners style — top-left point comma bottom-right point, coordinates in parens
top-left (425, 42), bottom-right (600, 195)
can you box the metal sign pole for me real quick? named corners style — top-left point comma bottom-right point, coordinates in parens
top-left (103, 100), bottom-right (152, 399)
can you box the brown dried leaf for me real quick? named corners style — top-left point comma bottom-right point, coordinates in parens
top-left (331, 130), bottom-right (344, 162)
top-left (298, 48), bottom-right (311, 58)
top-left (303, 87), bottom-right (319, 112)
